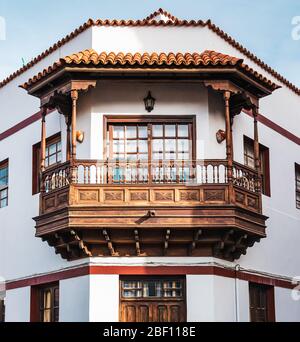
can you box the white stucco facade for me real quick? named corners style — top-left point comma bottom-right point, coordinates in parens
top-left (0, 11), bottom-right (300, 322)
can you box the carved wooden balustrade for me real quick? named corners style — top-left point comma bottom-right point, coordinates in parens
top-left (41, 160), bottom-right (261, 214)
top-left (35, 159), bottom-right (266, 261)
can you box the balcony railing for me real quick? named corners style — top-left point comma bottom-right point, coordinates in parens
top-left (41, 159), bottom-right (260, 194)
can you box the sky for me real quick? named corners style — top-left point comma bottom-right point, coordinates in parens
top-left (0, 0), bottom-right (300, 86)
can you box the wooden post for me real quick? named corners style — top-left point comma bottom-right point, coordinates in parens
top-left (66, 114), bottom-right (71, 161)
top-left (71, 90), bottom-right (78, 162)
top-left (40, 107), bottom-right (47, 193)
top-left (40, 108), bottom-right (47, 172)
top-left (70, 90), bottom-right (78, 183)
top-left (253, 106), bottom-right (261, 194)
top-left (224, 91), bottom-right (233, 182)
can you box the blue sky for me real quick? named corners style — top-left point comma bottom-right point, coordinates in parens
top-left (0, 0), bottom-right (300, 86)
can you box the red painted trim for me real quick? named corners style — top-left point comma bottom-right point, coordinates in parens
top-left (0, 109), bottom-right (54, 142)
top-left (6, 265), bottom-right (295, 291)
top-left (6, 266), bottom-right (89, 290)
top-left (244, 109), bottom-right (300, 145)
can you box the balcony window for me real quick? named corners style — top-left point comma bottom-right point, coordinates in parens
top-left (106, 117), bottom-right (195, 184)
top-left (32, 133), bottom-right (61, 194)
top-left (244, 136), bottom-right (270, 196)
top-left (0, 159), bottom-right (8, 209)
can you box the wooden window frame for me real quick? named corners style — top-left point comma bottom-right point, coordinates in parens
top-left (0, 159), bottom-right (9, 209)
top-left (120, 276), bottom-right (186, 301)
top-left (104, 116), bottom-right (196, 162)
top-left (249, 282), bottom-right (275, 322)
top-left (32, 133), bottom-right (62, 195)
top-left (244, 136), bottom-right (271, 197)
top-left (30, 282), bottom-right (59, 323)
top-left (295, 163), bottom-right (300, 209)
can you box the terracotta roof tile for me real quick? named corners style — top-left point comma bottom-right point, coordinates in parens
top-left (1, 9), bottom-right (297, 95)
top-left (144, 8), bottom-right (179, 22)
top-left (21, 50), bottom-right (278, 92)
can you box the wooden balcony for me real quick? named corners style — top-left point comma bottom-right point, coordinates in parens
top-left (34, 159), bottom-right (267, 261)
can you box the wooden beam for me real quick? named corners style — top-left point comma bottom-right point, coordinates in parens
top-left (189, 229), bottom-right (202, 255)
top-left (134, 230), bottom-right (141, 256)
top-left (224, 234), bottom-right (248, 258)
top-left (102, 229), bottom-right (119, 256)
top-left (164, 229), bottom-right (171, 255)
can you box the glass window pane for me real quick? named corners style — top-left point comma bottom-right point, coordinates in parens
top-left (49, 155), bottom-right (56, 166)
top-left (43, 290), bottom-right (52, 310)
top-left (54, 288), bottom-right (59, 307)
top-left (139, 153), bottom-right (148, 160)
top-left (43, 309), bottom-right (51, 323)
top-left (138, 126), bottom-right (148, 138)
top-left (165, 139), bottom-right (176, 152)
top-left (152, 125), bottom-right (163, 137)
top-left (126, 140), bottom-right (137, 153)
top-left (0, 168), bottom-right (8, 179)
top-left (178, 125), bottom-right (189, 137)
top-left (0, 177), bottom-right (7, 187)
top-left (48, 143), bottom-right (56, 156)
top-left (0, 199), bottom-right (7, 208)
top-left (126, 126), bottom-right (137, 139)
top-left (57, 152), bottom-right (62, 163)
top-left (165, 125), bottom-right (176, 137)
top-left (0, 189), bottom-right (7, 199)
top-left (178, 153), bottom-right (190, 160)
top-left (113, 154), bottom-right (125, 160)
top-left (113, 141), bottom-right (125, 153)
top-left (113, 126), bottom-right (124, 139)
top-left (147, 282), bottom-right (156, 297)
top-left (178, 140), bottom-right (189, 152)
top-left (127, 154), bottom-right (138, 161)
top-left (54, 309), bottom-right (59, 323)
top-left (138, 140), bottom-right (148, 153)
top-left (152, 139), bottom-right (163, 152)
top-left (165, 153), bottom-right (176, 160)
top-left (153, 153), bottom-right (163, 160)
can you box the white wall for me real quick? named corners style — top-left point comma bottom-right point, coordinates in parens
top-left (60, 276), bottom-right (90, 322)
top-left (92, 25), bottom-right (300, 137)
top-left (89, 275), bottom-right (119, 322)
top-left (233, 112), bottom-right (300, 278)
top-left (187, 275), bottom-right (249, 322)
top-left (275, 287), bottom-right (300, 322)
top-left (187, 275), bottom-right (215, 322)
top-left (88, 82), bottom-right (225, 161)
top-left (5, 287), bottom-right (30, 322)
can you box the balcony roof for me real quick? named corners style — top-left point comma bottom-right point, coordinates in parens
top-left (20, 49), bottom-right (279, 98)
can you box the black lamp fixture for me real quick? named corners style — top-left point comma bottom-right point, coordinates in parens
top-left (144, 91), bottom-right (156, 113)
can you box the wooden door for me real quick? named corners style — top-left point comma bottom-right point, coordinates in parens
top-left (120, 277), bottom-right (186, 322)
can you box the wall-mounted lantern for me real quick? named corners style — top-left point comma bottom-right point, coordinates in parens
top-left (216, 129), bottom-right (226, 144)
top-left (76, 130), bottom-right (85, 144)
top-left (144, 91), bottom-right (156, 113)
